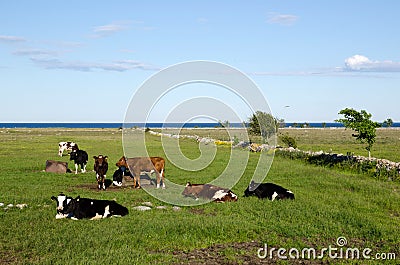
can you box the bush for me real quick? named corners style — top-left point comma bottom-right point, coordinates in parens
top-left (279, 134), bottom-right (297, 148)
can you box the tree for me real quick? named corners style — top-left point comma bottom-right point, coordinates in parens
top-left (248, 111), bottom-right (278, 142)
top-left (382, 118), bottom-right (393, 128)
top-left (335, 108), bottom-right (381, 158)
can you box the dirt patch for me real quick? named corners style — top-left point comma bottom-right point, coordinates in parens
top-left (172, 241), bottom-right (330, 265)
top-left (0, 250), bottom-right (20, 264)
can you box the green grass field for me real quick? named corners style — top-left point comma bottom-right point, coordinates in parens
top-left (0, 128), bottom-right (399, 264)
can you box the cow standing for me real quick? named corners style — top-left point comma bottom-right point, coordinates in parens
top-left (116, 156), bottom-right (165, 189)
top-left (244, 181), bottom-right (294, 201)
top-left (51, 193), bottom-right (128, 220)
top-left (94, 155), bottom-right (108, 190)
top-left (58, 141), bottom-right (78, 156)
top-left (70, 149), bottom-right (88, 174)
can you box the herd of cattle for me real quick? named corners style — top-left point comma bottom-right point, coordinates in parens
top-left (52, 141), bottom-right (295, 220)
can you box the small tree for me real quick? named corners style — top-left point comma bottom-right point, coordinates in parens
top-left (382, 118), bottom-right (393, 128)
top-left (336, 108), bottom-right (381, 158)
top-left (248, 111), bottom-right (277, 142)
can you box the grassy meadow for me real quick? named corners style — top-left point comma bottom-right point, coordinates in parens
top-left (0, 128), bottom-right (399, 264)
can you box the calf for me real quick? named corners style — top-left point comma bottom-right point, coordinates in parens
top-left (244, 181), bottom-right (294, 201)
top-left (93, 155), bottom-right (108, 190)
top-left (182, 182), bottom-right (238, 202)
top-left (58, 141), bottom-right (78, 156)
top-left (51, 193), bottom-right (128, 220)
top-left (51, 193), bottom-right (73, 219)
top-left (116, 156), bottom-right (165, 189)
top-left (112, 166), bottom-right (131, 187)
top-left (70, 149), bottom-right (88, 174)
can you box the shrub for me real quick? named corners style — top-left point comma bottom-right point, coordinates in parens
top-left (279, 134), bottom-right (297, 148)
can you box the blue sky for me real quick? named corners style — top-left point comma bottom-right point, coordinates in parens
top-left (1, 1), bottom-right (400, 123)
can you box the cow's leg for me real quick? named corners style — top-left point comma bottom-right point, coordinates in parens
top-left (156, 170), bottom-right (161, 189)
top-left (161, 168), bottom-right (165, 189)
top-left (82, 163), bottom-right (86, 173)
top-left (102, 175), bottom-right (106, 190)
top-left (75, 164), bottom-right (78, 174)
top-left (135, 170), bottom-right (141, 189)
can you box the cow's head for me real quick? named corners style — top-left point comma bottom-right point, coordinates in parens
top-left (244, 180), bottom-right (259, 196)
top-left (116, 156), bottom-right (127, 168)
top-left (63, 196), bottom-right (80, 214)
top-left (182, 182), bottom-right (203, 198)
top-left (93, 155), bottom-right (108, 167)
top-left (51, 193), bottom-right (73, 218)
top-left (70, 150), bottom-right (77, 161)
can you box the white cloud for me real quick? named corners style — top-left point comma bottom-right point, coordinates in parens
top-left (267, 13), bottom-right (298, 26)
top-left (0, 35), bottom-right (26, 43)
top-left (12, 48), bottom-right (59, 56)
top-left (30, 57), bottom-right (160, 72)
top-left (344, 55), bottom-right (400, 72)
top-left (91, 21), bottom-right (131, 38)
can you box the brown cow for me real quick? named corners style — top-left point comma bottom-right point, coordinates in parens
top-left (182, 182), bottom-right (238, 202)
top-left (93, 155), bottom-right (108, 190)
top-left (116, 156), bottom-right (165, 189)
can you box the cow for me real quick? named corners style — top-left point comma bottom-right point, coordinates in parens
top-left (182, 182), bottom-right (238, 202)
top-left (51, 193), bottom-right (74, 219)
top-left (112, 166), bottom-right (131, 187)
top-left (70, 149), bottom-right (88, 174)
top-left (45, 160), bottom-right (71, 173)
top-left (58, 141), bottom-right (78, 156)
top-left (244, 181), bottom-right (294, 201)
top-left (51, 193), bottom-right (128, 220)
top-left (116, 156), bottom-right (165, 189)
top-left (93, 155), bottom-right (108, 190)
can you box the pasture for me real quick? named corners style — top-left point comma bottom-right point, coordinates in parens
top-left (0, 128), bottom-right (399, 264)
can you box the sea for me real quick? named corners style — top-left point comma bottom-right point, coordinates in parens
top-left (0, 122), bottom-right (399, 129)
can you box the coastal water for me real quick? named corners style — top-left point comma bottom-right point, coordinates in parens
top-left (0, 122), bottom-right (399, 129)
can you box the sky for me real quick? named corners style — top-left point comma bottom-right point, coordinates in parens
top-left (1, 1), bottom-right (400, 123)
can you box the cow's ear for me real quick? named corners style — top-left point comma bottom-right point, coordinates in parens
top-left (186, 182), bottom-right (191, 187)
top-left (93, 156), bottom-right (97, 159)
top-left (250, 180), bottom-right (255, 185)
top-left (75, 196), bottom-right (80, 201)
top-left (104, 156), bottom-right (108, 160)
top-left (51, 196), bottom-right (56, 201)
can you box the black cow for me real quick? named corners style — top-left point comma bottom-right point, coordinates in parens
top-left (112, 166), bottom-right (129, 187)
top-left (70, 149), bottom-right (88, 174)
top-left (51, 193), bottom-right (128, 220)
top-left (244, 181), bottom-right (294, 201)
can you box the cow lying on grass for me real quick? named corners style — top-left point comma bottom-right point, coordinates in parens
top-left (244, 181), bottom-right (294, 201)
top-left (58, 141), bottom-right (78, 156)
top-left (51, 193), bottom-right (128, 220)
top-left (116, 156), bottom-right (165, 189)
top-left (182, 182), bottom-right (238, 202)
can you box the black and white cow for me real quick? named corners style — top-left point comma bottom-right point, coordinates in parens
top-left (51, 193), bottom-right (73, 219)
top-left (58, 141), bottom-right (79, 156)
top-left (244, 181), bottom-right (294, 201)
top-left (51, 193), bottom-right (128, 220)
top-left (70, 149), bottom-right (88, 174)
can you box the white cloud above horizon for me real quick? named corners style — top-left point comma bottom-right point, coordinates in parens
top-left (91, 21), bottom-right (131, 38)
top-left (344, 55), bottom-right (400, 72)
top-left (267, 13), bottom-right (298, 26)
top-left (30, 57), bottom-right (160, 72)
top-left (0, 35), bottom-right (26, 43)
